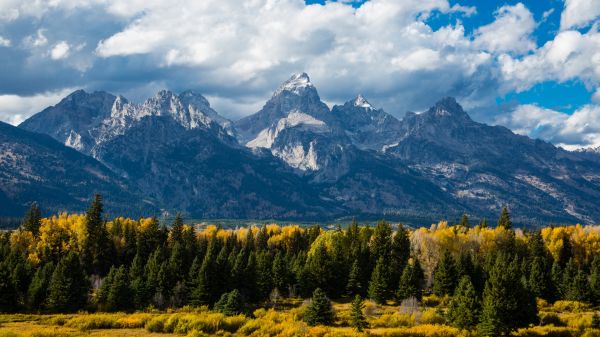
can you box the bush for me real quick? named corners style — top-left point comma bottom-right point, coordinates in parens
top-left (540, 312), bottom-right (565, 326)
top-left (64, 314), bottom-right (122, 330)
top-left (373, 324), bottom-right (466, 337)
top-left (512, 326), bottom-right (576, 337)
top-left (420, 309), bottom-right (445, 325)
top-left (551, 301), bottom-right (591, 313)
top-left (0, 330), bottom-right (21, 337)
top-left (370, 312), bottom-right (414, 328)
top-left (145, 315), bottom-right (167, 332)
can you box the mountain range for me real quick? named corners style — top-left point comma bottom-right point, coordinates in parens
top-left (2, 73), bottom-right (599, 225)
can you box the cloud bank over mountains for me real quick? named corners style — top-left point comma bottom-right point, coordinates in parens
top-left (0, 0), bottom-right (600, 149)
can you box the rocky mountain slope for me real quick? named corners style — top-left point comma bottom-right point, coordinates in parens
top-left (13, 73), bottom-right (600, 225)
top-left (0, 121), bottom-right (155, 216)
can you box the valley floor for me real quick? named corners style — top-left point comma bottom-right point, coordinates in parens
top-left (1, 298), bottom-right (598, 337)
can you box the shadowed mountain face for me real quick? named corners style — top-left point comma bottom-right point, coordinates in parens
top-left (0, 121), bottom-right (156, 216)
top-left (13, 73), bottom-right (600, 225)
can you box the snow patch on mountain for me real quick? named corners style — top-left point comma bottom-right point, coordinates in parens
top-left (273, 72), bottom-right (314, 96)
top-left (353, 94), bottom-right (373, 109)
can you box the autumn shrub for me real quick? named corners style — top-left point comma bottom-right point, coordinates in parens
top-left (420, 308), bottom-right (445, 325)
top-left (64, 313), bottom-right (123, 330)
top-left (23, 327), bottom-right (82, 337)
top-left (115, 312), bottom-right (153, 328)
top-left (581, 329), bottom-right (600, 337)
top-left (372, 324), bottom-right (466, 337)
top-left (563, 313), bottom-right (592, 329)
top-left (0, 330), bottom-right (21, 337)
top-left (370, 312), bottom-right (414, 328)
top-left (540, 312), bottom-right (565, 326)
top-left (512, 326), bottom-right (576, 337)
top-left (551, 301), bottom-right (591, 313)
top-left (144, 315), bottom-right (167, 332)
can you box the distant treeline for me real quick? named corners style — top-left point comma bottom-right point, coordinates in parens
top-left (1, 195), bottom-right (599, 336)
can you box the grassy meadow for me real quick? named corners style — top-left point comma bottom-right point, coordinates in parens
top-left (1, 297), bottom-right (599, 337)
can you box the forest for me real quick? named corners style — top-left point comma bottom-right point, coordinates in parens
top-left (1, 194), bottom-right (600, 337)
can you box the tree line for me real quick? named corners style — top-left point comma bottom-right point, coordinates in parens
top-left (1, 195), bottom-right (600, 336)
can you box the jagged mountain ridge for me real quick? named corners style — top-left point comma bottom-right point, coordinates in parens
top-left (13, 73), bottom-right (600, 224)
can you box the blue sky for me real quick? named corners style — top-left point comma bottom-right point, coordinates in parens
top-left (0, 0), bottom-right (599, 149)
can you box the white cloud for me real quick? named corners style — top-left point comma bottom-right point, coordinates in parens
top-left (50, 41), bottom-right (70, 60)
top-left (0, 36), bottom-right (10, 47)
top-left (495, 104), bottom-right (600, 150)
top-left (473, 3), bottom-right (536, 55)
top-left (0, 88), bottom-right (76, 125)
top-left (593, 88), bottom-right (600, 103)
top-left (499, 28), bottom-right (600, 92)
top-left (23, 29), bottom-right (48, 47)
top-left (560, 0), bottom-right (600, 30)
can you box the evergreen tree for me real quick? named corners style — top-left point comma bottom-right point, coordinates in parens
top-left (0, 262), bottom-right (17, 312)
top-left (370, 221), bottom-right (392, 261)
top-left (368, 256), bottom-right (390, 304)
top-left (21, 202), bottom-right (42, 236)
top-left (129, 253), bottom-right (148, 308)
top-left (214, 289), bottom-right (242, 316)
top-left (27, 261), bottom-right (54, 310)
top-left (81, 194), bottom-right (113, 276)
top-left (397, 259), bottom-right (424, 301)
top-left (106, 265), bottom-right (131, 311)
top-left (497, 206), bottom-right (512, 229)
top-left (304, 288), bottom-right (334, 326)
top-left (390, 226), bottom-right (410, 290)
top-left (272, 251), bottom-right (289, 295)
top-left (479, 218), bottom-right (489, 228)
top-left (350, 294), bottom-right (369, 332)
top-left (566, 270), bottom-right (592, 302)
top-left (433, 250), bottom-right (457, 296)
top-left (528, 256), bottom-right (551, 299)
top-left (590, 257), bottom-right (600, 305)
top-left (346, 259), bottom-right (363, 296)
top-left (458, 214), bottom-right (470, 227)
top-left (478, 255), bottom-right (537, 336)
top-left (47, 252), bottom-right (88, 312)
top-left (557, 234), bottom-right (573, 267)
top-left (256, 251), bottom-right (273, 300)
top-left (447, 276), bottom-right (479, 329)
top-left (170, 213), bottom-right (184, 246)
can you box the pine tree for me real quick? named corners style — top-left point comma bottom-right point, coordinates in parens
top-left (368, 256), bottom-right (389, 304)
top-left (497, 206), bottom-right (512, 229)
top-left (479, 218), bottom-right (489, 228)
top-left (397, 259), bottom-right (424, 301)
top-left (459, 214), bottom-right (470, 227)
top-left (590, 257), bottom-right (600, 305)
top-left (447, 276), bottom-right (479, 329)
top-left (370, 220), bottom-right (392, 261)
top-left (170, 213), bottom-right (184, 246)
top-left (566, 270), bottom-right (592, 302)
top-left (81, 194), bottom-right (113, 276)
top-left (478, 255), bottom-right (537, 336)
top-left (0, 262), bottom-right (17, 312)
top-left (27, 261), bottom-right (54, 310)
top-left (528, 256), bottom-right (550, 299)
top-left (129, 253), bottom-right (148, 309)
top-left (256, 251), bottom-right (273, 301)
top-left (350, 294), bottom-right (369, 332)
top-left (390, 226), bottom-right (410, 291)
top-left (272, 251), bottom-right (289, 295)
top-left (304, 288), bottom-right (334, 326)
top-left (97, 265), bottom-right (116, 310)
top-left (346, 259), bottom-right (363, 296)
top-left (21, 202), bottom-right (42, 236)
top-left (47, 252), bottom-right (88, 312)
top-left (433, 250), bottom-right (457, 297)
top-left (214, 289), bottom-right (242, 316)
top-left (106, 265), bottom-right (131, 311)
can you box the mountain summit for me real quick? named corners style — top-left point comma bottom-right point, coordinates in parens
top-left (9, 73), bottom-right (600, 224)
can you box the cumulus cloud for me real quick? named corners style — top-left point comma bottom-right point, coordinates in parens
top-left (495, 104), bottom-right (600, 150)
top-left (1, 0), bottom-right (600, 149)
top-left (0, 88), bottom-right (75, 125)
top-left (50, 41), bottom-right (70, 60)
top-left (0, 36), bottom-right (10, 47)
top-left (560, 0), bottom-right (600, 30)
top-left (499, 28), bottom-right (600, 92)
top-left (473, 3), bottom-right (536, 55)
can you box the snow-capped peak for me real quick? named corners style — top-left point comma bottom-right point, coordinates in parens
top-left (353, 94), bottom-right (373, 109)
top-left (274, 72), bottom-right (314, 96)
